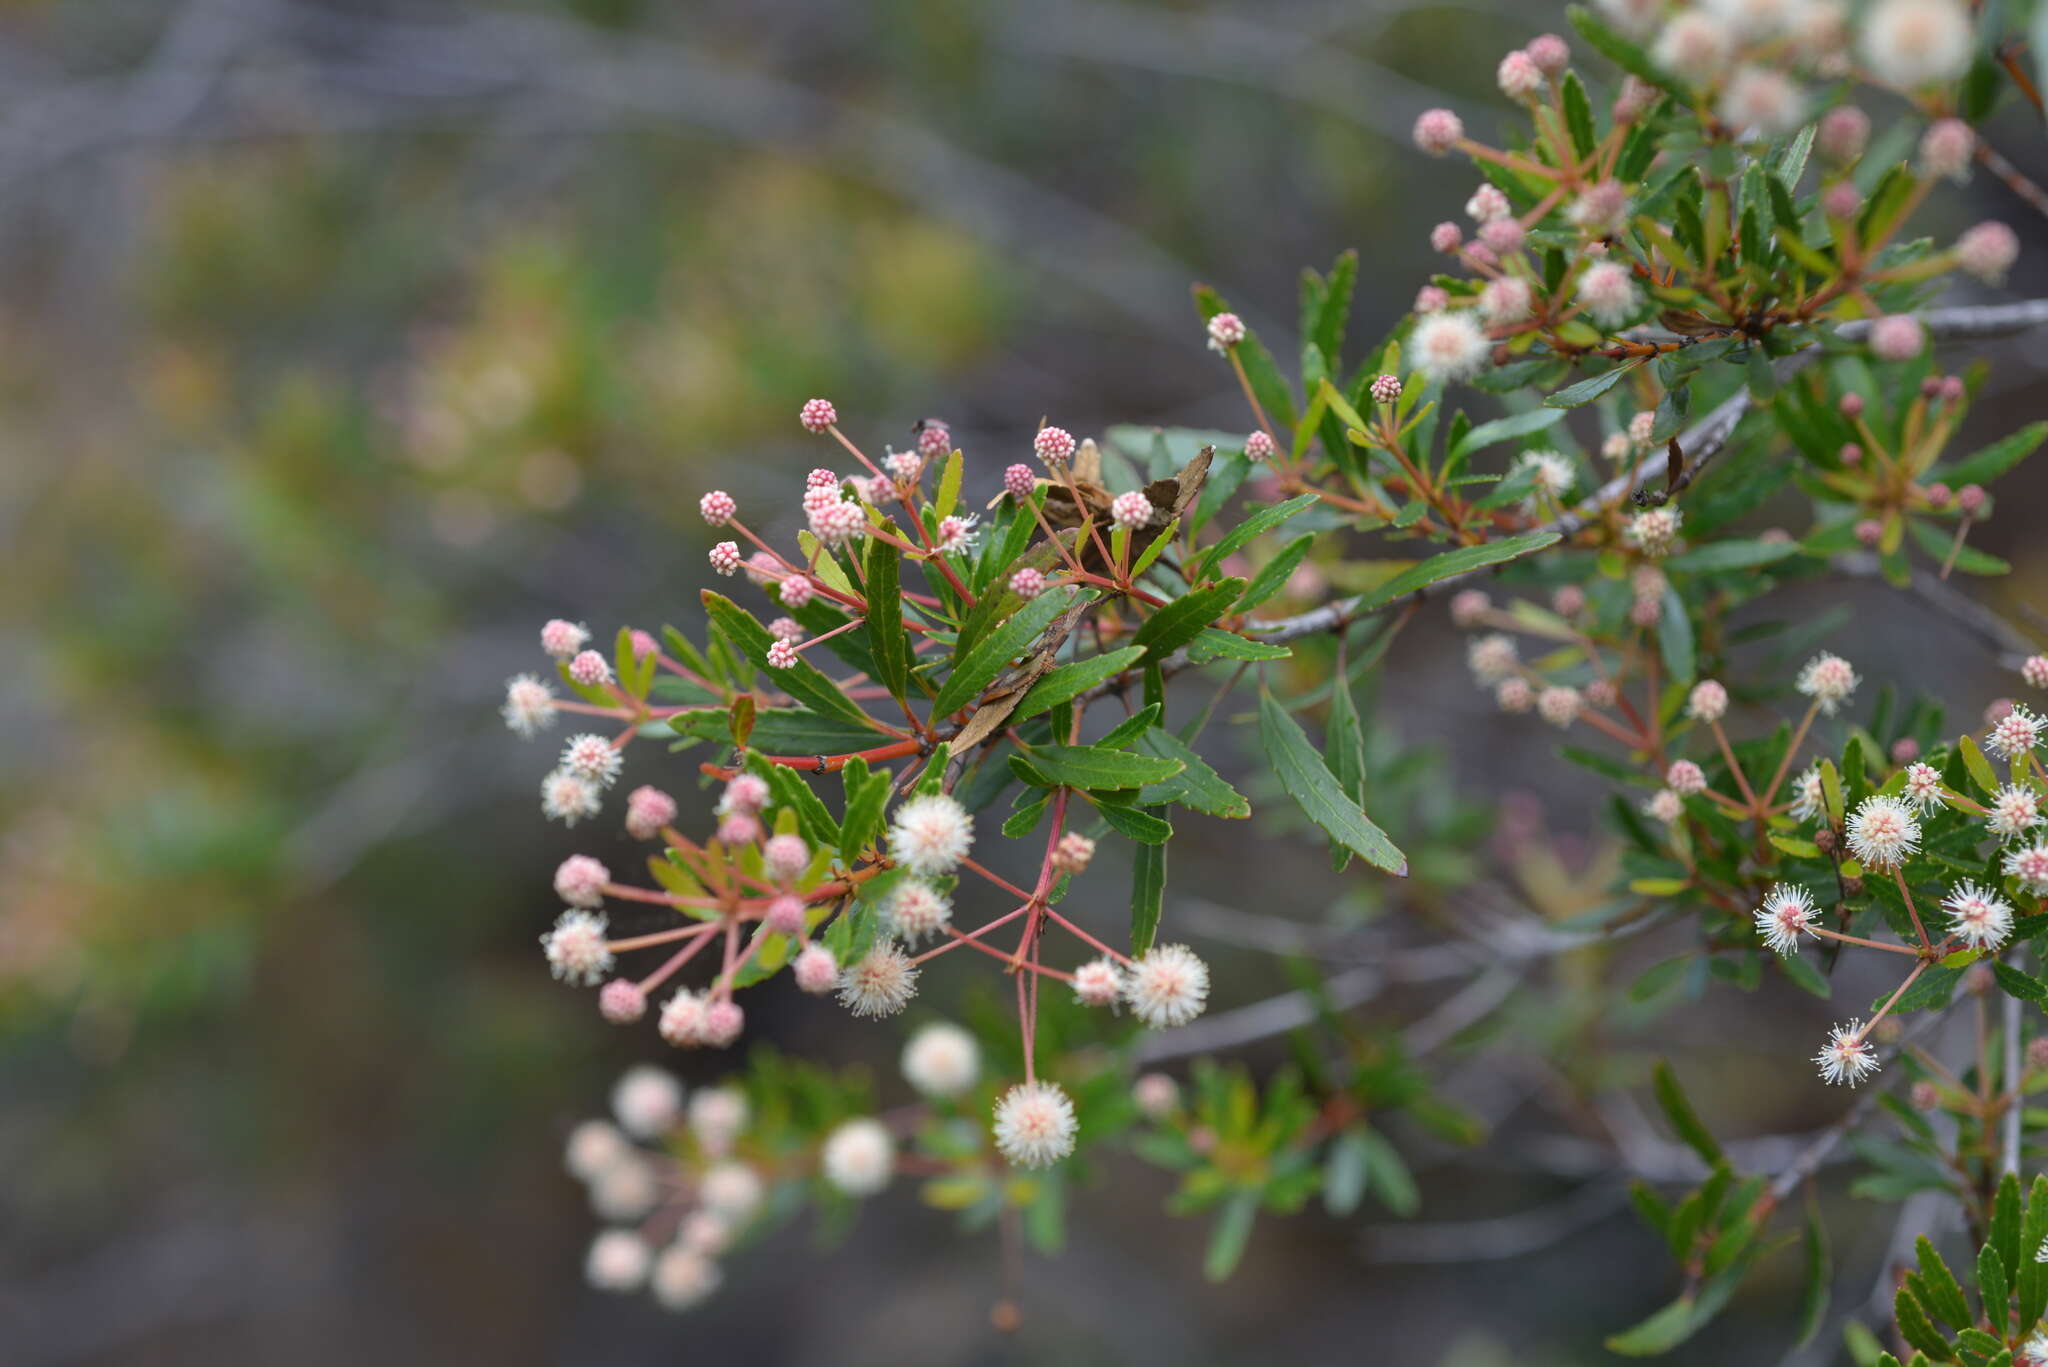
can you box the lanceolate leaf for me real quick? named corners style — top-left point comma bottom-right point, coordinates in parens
top-left (1011, 647), bottom-right (1146, 723)
top-left (865, 537), bottom-right (911, 702)
top-left (1258, 691), bottom-right (1406, 875)
top-left (702, 591), bottom-right (877, 729)
top-left (1130, 832), bottom-right (1167, 952)
top-left (932, 587), bottom-right (1096, 718)
top-left (1012, 744), bottom-right (1184, 791)
top-left (1131, 580), bottom-right (1248, 661)
top-left (1137, 728), bottom-right (1252, 818)
top-left (1354, 532), bottom-right (1561, 613)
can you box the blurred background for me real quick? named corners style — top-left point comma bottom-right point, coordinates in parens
top-left (4, 1), bottom-right (2047, 1363)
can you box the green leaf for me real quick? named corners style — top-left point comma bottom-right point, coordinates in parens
top-left (1187, 629), bottom-right (1293, 662)
top-left (1011, 647), bottom-right (1146, 724)
top-left (1546, 361), bottom-right (1641, 408)
top-left (1796, 1202), bottom-right (1830, 1347)
top-left (1446, 406), bottom-right (1568, 462)
top-left (839, 760), bottom-right (891, 864)
top-left (1658, 586), bottom-right (1696, 684)
top-left (1238, 532), bottom-right (1315, 612)
top-left (702, 592), bottom-right (877, 729)
top-left (1356, 1127), bottom-right (1420, 1216)
top-left (2018, 1174), bottom-right (2048, 1329)
top-left (865, 537), bottom-right (911, 702)
top-left (1561, 71), bottom-right (1597, 159)
top-left (1354, 532), bottom-right (1561, 613)
top-left (1204, 1191), bottom-right (1260, 1281)
top-left (1193, 493), bottom-right (1319, 578)
top-left (1978, 1243), bottom-right (2009, 1332)
top-left (1994, 1171), bottom-right (2023, 1281)
top-left (1568, 3), bottom-right (1669, 88)
top-left (1664, 540), bottom-right (1802, 573)
top-left (935, 449), bottom-right (964, 522)
top-left (1959, 735), bottom-right (2000, 798)
top-left (1651, 1061), bottom-right (1723, 1165)
top-left (932, 587), bottom-right (1096, 718)
top-left (1015, 744), bottom-right (1183, 791)
top-left (1137, 728), bottom-right (1252, 819)
top-left (1258, 691), bottom-right (1406, 875)
top-left (1994, 962), bottom-right (2046, 1002)
top-left (1323, 1129), bottom-right (1371, 1216)
top-left (670, 707), bottom-right (882, 756)
top-left (1130, 831), bottom-right (1167, 952)
top-left (1914, 1236), bottom-right (1972, 1328)
top-left (1131, 580), bottom-right (1248, 661)
top-left (1941, 421), bottom-right (2047, 487)
top-left (1892, 1284), bottom-right (1954, 1363)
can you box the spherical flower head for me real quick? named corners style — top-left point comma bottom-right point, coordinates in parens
top-left (1956, 221), bottom-right (2018, 284)
top-left (699, 1161), bottom-right (764, 1225)
top-left (589, 1155), bottom-right (658, 1221)
top-left (1917, 116), bottom-right (1975, 182)
top-left (744, 551), bottom-right (781, 588)
top-left (987, 464), bottom-right (1033, 506)
top-left (901, 1021), bottom-right (981, 1098)
top-left (777, 574), bottom-right (816, 609)
top-left (1537, 685), bottom-right (1582, 729)
top-left (793, 943), bottom-right (839, 994)
top-left (585, 1229), bottom-right (651, 1293)
top-left (1708, 0), bottom-right (1800, 39)
top-left (1817, 105), bottom-right (1870, 163)
top-left (1072, 957), bottom-right (1124, 1007)
top-left (1665, 760), bottom-right (1706, 796)
top-left (1552, 585), bottom-right (1586, 617)
top-left (1891, 737), bottom-right (1920, 765)
top-left (1789, 764), bottom-right (1827, 823)
top-left (543, 910), bottom-right (612, 986)
top-left (555, 854), bottom-right (611, 907)
top-left (1814, 1019), bottom-right (1880, 1087)
top-left (1654, 13), bottom-right (1734, 82)
top-left (1009, 566), bottom-right (1046, 600)
top-left (1465, 184), bottom-right (1511, 224)
top-left (1479, 276), bottom-right (1534, 326)
top-left (1853, 518), bottom-right (1883, 548)
top-left (599, 979), bottom-right (647, 1024)
top-left (1944, 879), bottom-right (2015, 950)
top-left (839, 944), bottom-right (920, 1017)
top-left (935, 514), bottom-right (979, 554)
top-left (799, 397), bottom-right (838, 433)
top-left (502, 674), bottom-right (558, 738)
top-left (658, 989), bottom-right (708, 1046)
top-left (677, 1211), bottom-right (731, 1258)
top-left (2015, 656), bottom-right (2048, 693)
top-left (1796, 652), bottom-right (1859, 715)
top-left (1466, 632), bottom-right (1519, 684)
top-left (1132, 1072), bottom-right (1181, 1120)
top-left (612, 1063), bottom-right (684, 1139)
top-left (809, 498), bottom-right (869, 548)
top-left (1958, 483), bottom-right (1988, 516)
top-left (763, 894), bottom-right (807, 936)
top-left (1577, 261), bottom-right (1639, 328)
top-left (1613, 74), bottom-right (1657, 120)
top-left (1413, 285), bottom-right (1450, 314)
top-left (564, 1118), bottom-right (630, 1181)
top-left (719, 772), bottom-right (769, 817)
top-left (561, 733), bottom-right (623, 787)
top-left (1412, 107), bottom-right (1464, 156)
top-left (1103, 489), bottom-right (1152, 531)
top-left (1987, 704), bottom-right (2045, 760)
top-left (1585, 679), bottom-right (1618, 709)
top-left (1644, 789), bottom-right (1683, 824)
top-left (1448, 588), bottom-right (1491, 627)
top-left (1602, 433), bottom-right (1632, 462)
top-left (708, 540), bottom-right (743, 577)
top-left (1429, 220), bottom-right (1463, 254)
top-left (762, 832), bottom-right (809, 882)
top-left (1356, 377), bottom-right (1401, 414)
top-left (1846, 794), bottom-right (1920, 870)
top-left (1496, 678), bottom-right (1534, 713)
top-left (888, 792), bottom-right (974, 876)
top-left (1754, 883), bottom-right (1820, 955)
top-left (768, 616), bottom-right (804, 643)
top-left (1244, 430), bottom-right (1278, 462)
top-left (1411, 311), bottom-right (1491, 386)
top-left (822, 1118), bottom-right (896, 1197)
top-left (1517, 449), bottom-right (1575, 504)
top-left (1497, 48), bottom-right (1545, 100)
top-left (1862, 0), bottom-right (1973, 90)
top-left (1034, 426), bottom-right (1077, 465)
top-left (887, 879), bottom-right (954, 942)
top-left (1629, 596), bottom-right (1662, 628)
top-left (650, 1246), bottom-right (722, 1312)
top-left (1205, 312), bottom-right (1246, 351)
top-left (1625, 506), bottom-right (1681, 556)
top-left (541, 618), bottom-right (590, 658)
top-left (567, 649), bottom-right (613, 688)
top-left (1901, 762), bottom-right (1944, 812)
top-left (1627, 410), bottom-right (1657, 449)
top-left (701, 999), bottom-right (744, 1048)
top-left (885, 449), bottom-right (923, 482)
top-left (688, 1086), bottom-right (749, 1155)
top-left (1989, 783), bottom-right (2044, 842)
top-left (2005, 843), bottom-right (2048, 897)
top-left (992, 1080), bottom-right (1078, 1167)
top-left (1719, 65), bottom-right (1806, 137)
top-left (1526, 32), bottom-right (1570, 73)
top-left (1123, 943), bottom-right (1210, 1027)
top-left (541, 769), bottom-right (602, 827)
top-left (1050, 831), bottom-right (1096, 876)
top-left (1866, 312), bottom-right (1927, 365)
top-left (1687, 680), bottom-right (1729, 725)
top-left (698, 490), bottom-right (736, 526)
top-left (1568, 179), bottom-right (1630, 236)
top-left (719, 810), bottom-right (762, 844)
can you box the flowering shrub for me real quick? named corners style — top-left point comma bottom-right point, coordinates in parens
top-left (498, 1), bottom-right (2048, 1357)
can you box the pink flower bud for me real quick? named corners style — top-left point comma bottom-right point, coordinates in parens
top-left (1821, 182), bottom-right (1862, 219)
top-left (702, 1000), bottom-right (744, 1047)
top-left (599, 980), bottom-right (647, 1024)
top-left (568, 650), bottom-right (612, 687)
top-left (1817, 106), bottom-right (1869, 163)
top-left (1918, 118), bottom-right (1973, 182)
top-left (1925, 482), bottom-right (1951, 508)
top-left (1010, 567), bottom-right (1045, 600)
top-left (1205, 312), bottom-right (1246, 349)
top-left (1958, 484), bottom-right (1986, 516)
top-left (799, 397), bottom-right (838, 433)
top-left (1413, 285), bottom-right (1450, 314)
top-left (764, 895), bottom-right (807, 936)
top-left (1449, 589), bottom-right (1490, 627)
top-left (793, 944), bottom-right (838, 994)
top-left (778, 575), bottom-right (816, 609)
top-left (915, 419), bottom-right (951, 458)
top-left (699, 490), bottom-right (737, 526)
top-left (765, 639), bottom-right (800, 670)
top-left (1552, 585), bottom-right (1585, 617)
top-left (709, 541), bottom-right (743, 576)
top-left (1497, 49), bottom-right (1544, 100)
top-left (1854, 518), bottom-right (1883, 547)
top-left (541, 618), bottom-right (589, 657)
top-left (1526, 33), bottom-right (1569, 75)
top-left (1003, 463), bottom-right (1036, 497)
top-left (1479, 218), bottom-right (1526, 254)
top-left (1890, 737), bottom-right (1920, 764)
top-left (1868, 314), bottom-right (1924, 362)
top-left (1430, 220), bottom-right (1463, 254)
top-left (1413, 107), bottom-right (1464, 156)
top-left (1838, 393), bottom-right (1864, 418)
top-left (2023, 655), bottom-right (2048, 690)
top-left (625, 785), bottom-right (677, 840)
top-left (1369, 374), bottom-right (1403, 405)
top-left (717, 813), bottom-right (762, 846)
top-left (1034, 426), bottom-right (1077, 464)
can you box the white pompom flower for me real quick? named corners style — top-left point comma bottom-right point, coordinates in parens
top-left (822, 1118), bottom-right (897, 1197)
top-left (902, 1022), bottom-right (981, 1098)
top-left (992, 1080), bottom-right (1079, 1167)
top-left (888, 793), bottom-right (975, 877)
top-left (1122, 944), bottom-right (1210, 1028)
